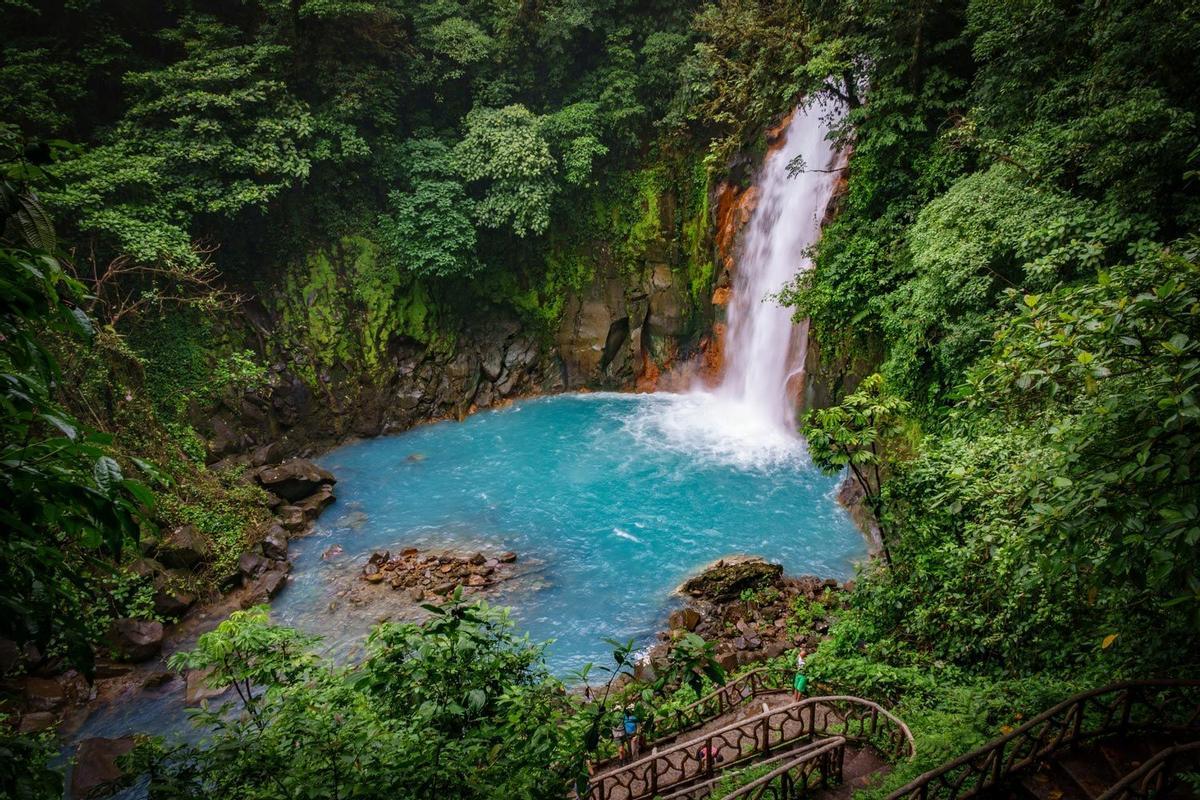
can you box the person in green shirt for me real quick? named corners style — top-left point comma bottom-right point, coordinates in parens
top-left (792, 650), bottom-right (808, 701)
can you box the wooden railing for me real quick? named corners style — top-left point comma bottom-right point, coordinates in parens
top-left (1094, 740), bottom-right (1200, 800)
top-left (886, 680), bottom-right (1200, 800)
top-left (655, 739), bottom-right (847, 800)
top-left (650, 667), bottom-right (791, 744)
top-left (589, 695), bottom-right (914, 800)
top-left (718, 737), bottom-right (848, 800)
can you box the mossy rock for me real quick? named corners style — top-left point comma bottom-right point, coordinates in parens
top-left (680, 557), bottom-right (783, 602)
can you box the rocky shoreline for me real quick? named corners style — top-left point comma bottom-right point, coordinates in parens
top-left (4, 434), bottom-right (865, 799)
top-left (0, 454), bottom-right (340, 791)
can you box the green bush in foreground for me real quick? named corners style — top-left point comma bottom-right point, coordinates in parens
top-left (116, 600), bottom-right (586, 800)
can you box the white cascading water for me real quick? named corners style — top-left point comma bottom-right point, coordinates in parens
top-left (717, 96), bottom-right (846, 427)
top-left (628, 98), bottom-right (846, 469)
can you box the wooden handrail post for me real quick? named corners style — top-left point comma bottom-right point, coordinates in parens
top-left (1070, 698), bottom-right (1085, 745)
top-left (990, 739), bottom-right (1006, 787)
top-left (762, 715), bottom-right (772, 756)
top-left (650, 756), bottom-right (658, 796)
top-left (1118, 687), bottom-right (1134, 736)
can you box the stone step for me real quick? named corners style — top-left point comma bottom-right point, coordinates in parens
top-left (1055, 751), bottom-right (1116, 800)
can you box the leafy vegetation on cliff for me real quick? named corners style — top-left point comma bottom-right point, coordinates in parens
top-left (777, 0), bottom-right (1199, 787)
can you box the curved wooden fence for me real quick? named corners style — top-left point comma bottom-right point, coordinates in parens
top-left (885, 680), bottom-right (1200, 800)
top-left (588, 695), bottom-right (914, 800)
top-left (655, 738), bottom-right (848, 800)
top-left (650, 667), bottom-right (791, 743)
top-left (718, 736), bottom-right (848, 800)
top-left (1094, 739), bottom-right (1200, 800)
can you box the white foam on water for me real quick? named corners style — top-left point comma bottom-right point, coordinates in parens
top-left (622, 391), bottom-right (809, 472)
top-left (612, 527), bottom-right (644, 544)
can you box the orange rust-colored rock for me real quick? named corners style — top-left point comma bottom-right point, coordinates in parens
top-left (711, 286), bottom-right (731, 306)
top-left (635, 351), bottom-right (662, 393)
top-left (764, 108), bottom-right (797, 155)
top-left (697, 322), bottom-right (727, 385)
top-left (714, 183), bottom-right (758, 272)
top-left (821, 169), bottom-right (851, 228)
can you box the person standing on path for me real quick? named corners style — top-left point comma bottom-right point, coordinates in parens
top-left (622, 705), bottom-right (641, 760)
top-left (792, 649), bottom-right (808, 701)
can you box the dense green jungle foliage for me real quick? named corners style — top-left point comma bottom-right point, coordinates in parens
top-left (2, 0), bottom-right (1199, 797)
top-left (787, 0), bottom-right (1200, 789)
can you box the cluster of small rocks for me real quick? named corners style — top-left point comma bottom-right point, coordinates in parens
top-left (360, 548), bottom-right (518, 601)
top-left (641, 557), bottom-right (849, 676)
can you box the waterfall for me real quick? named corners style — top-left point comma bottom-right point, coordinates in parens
top-left (632, 98), bottom-right (845, 469)
top-left (715, 97), bottom-right (846, 430)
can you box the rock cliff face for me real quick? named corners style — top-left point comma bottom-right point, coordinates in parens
top-left (556, 246), bottom-right (695, 390)
top-left (200, 178), bottom-right (713, 462)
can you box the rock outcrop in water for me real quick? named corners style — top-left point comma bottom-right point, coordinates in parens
top-left (679, 557), bottom-right (784, 602)
top-left (359, 549), bottom-right (518, 599)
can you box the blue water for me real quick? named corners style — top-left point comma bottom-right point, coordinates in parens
top-left (273, 392), bottom-right (865, 675)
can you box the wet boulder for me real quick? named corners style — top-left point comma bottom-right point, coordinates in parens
top-left (256, 459), bottom-right (335, 502)
top-left (23, 677), bottom-right (65, 712)
top-left (18, 711), bottom-right (57, 733)
top-left (108, 618), bottom-right (164, 662)
top-left (261, 524), bottom-right (289, 561)
top-left (152, 587), bottom-right (196, 618)
top-left (126, 557), bottom-right (166, 581)
top-left (156, 525), bottom-right (212, 569)
top-left (277, 505), bottom-right (307, 533)
top-left (250, 441), bottom-right (285, 468)
top-left (71, 737), bottom-right (135, 800)
top-left (295, 484), bottom-right (335, 519)
top-left (185, 668), bottom-right (228, 706)
top-left (239, 551), bottom-right (271, 579)
top-left (668, 607), bottom-right (702, 632)
top-left (680, 557), bottom-right (783, 602)
top-left (242, 568), bottom-right (288, 606)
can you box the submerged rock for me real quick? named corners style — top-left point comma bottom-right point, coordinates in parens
top-left (71, 737), bottom-right (135, 799)
top-left (186, 668), bottom-right (228, 705)
top-left (356, 548), bottom-right (518, 597)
